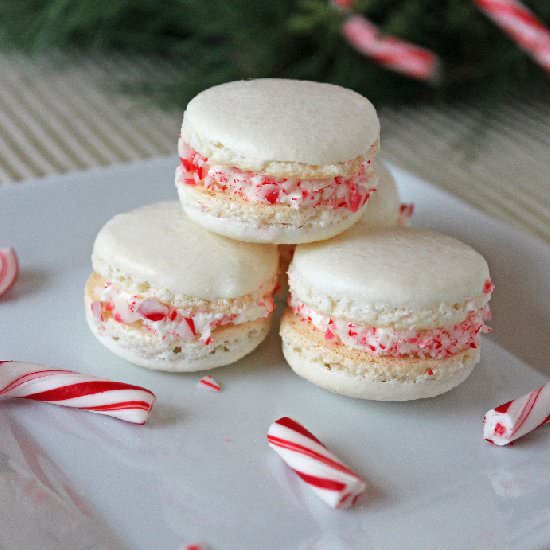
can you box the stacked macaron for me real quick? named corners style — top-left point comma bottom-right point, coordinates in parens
top-left (86, 203), bottom-right (278, 372)
top-left (86, 79), bottom-right (385, 372)
top-left (362, 161), bottom-right (402, 228)
top-left (176, 79), bottom-right (380, 244)
top-left (86, 78), bottom-right (493, 400)
top-left (281, 227), bottom-right (493, 400)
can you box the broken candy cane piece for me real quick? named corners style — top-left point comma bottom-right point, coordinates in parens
top-left (483, 279), bottom-right (495, 294)
top-left (267, 416), bottom-right (366, 509)
top-left (0, 361), bottom-right (155, 424)
top-left (484, 382), bottom-right (550, 446)
top-left (197, 375), bottom-right (221, 392)
top-left (0, 247), bottom-right (19, 298)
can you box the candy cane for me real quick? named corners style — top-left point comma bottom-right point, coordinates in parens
top-left (475, 0), bottom-right (550, 74)
top-left (484, 382), bottom-right (550, 445)
top-left (267, 417), bottom-right (366, 509)
top-left (0, 247), bottom-right (19, 298)
top-left (342, 15), bottom-right (439, 81)
top-left (331, 0), bottom-right (354, 11)
top-left (197, 375), bottom-right (222, 392)
top-left (0, 361), bottom-right (155, 424)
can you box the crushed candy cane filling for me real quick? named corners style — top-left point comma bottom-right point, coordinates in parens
top-left (290, 296), bottom-right (492, 360)
top-left (90, 280), bottom-right (275, 345)
top-left (177, 138), bottom-right (377, 212)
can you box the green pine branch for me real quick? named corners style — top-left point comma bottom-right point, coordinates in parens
top-left (0, 0), bottom-right (548, 106)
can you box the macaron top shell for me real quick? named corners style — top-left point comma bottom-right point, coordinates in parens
top-left (290, 226), bottom-right (490, 313)
top-left (92, 202), bottom-right (278, 299)
top-left (360, 161), bottom-right (400, 227)
top-left (181, 79), bottom-right (379, 169)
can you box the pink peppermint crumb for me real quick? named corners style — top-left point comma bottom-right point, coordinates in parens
top-left (197, 375), bottom-right (222, 392)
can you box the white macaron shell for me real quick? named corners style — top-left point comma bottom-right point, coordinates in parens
top-left (360, 160), bottom-right (400, 227)
top-left (92, 202), bottom-right (278, 299)
top-left (182, 79), bottom-right (379, 167)
top-left (291, 226), bottom-right (490, 312)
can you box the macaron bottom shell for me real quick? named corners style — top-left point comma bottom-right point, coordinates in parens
top-left (280, 310), bottom-right (479, 401)
top-left (177, 183), bottom-right (367, 245)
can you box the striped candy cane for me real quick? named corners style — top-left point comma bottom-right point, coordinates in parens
top-left (484, 381), bottom-right (550, 445)
top-left (0, 361), bottom-right (155, 424)
top-left (267, 417), bottom-right (366, 509)
top-left (475, 0), bottom-right (550, 74)
top-left (331, 0), bottom-right (354, 11)
top-left (0, 247), bottom-right (19, 298)
top-left (342, 15), bottom-right (440, 81)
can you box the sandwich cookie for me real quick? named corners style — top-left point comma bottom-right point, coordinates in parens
top-left (281, 226), bottom-right (494, 400)
top-left (176, 79), bottom-right (380, 244)
top-left (361, 161), bottom-right (401, 228)
top-left (85, 202), bottom-right (278, 372)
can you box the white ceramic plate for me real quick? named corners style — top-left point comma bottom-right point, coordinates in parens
top-left (1, 158), bottom-right (549, 550)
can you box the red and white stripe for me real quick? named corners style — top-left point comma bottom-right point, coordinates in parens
top-left (484, 381), bottom-right (550, 445)
top-left (331, 0), bottom-right (354, 12)
top-left (475, 0), bottom-right (550, 74)
top-left (0, 247), bottom-right (19, 298)
top-left (267, 417), bottom-right (366, 509)
top-left (197, 375), bottom-right (222, 392)
top-left (342, 15), bottom-right (439, 81)
top-left (0, 361), bottom-right (155, 424)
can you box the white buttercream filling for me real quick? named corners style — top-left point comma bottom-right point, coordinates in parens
top-left (177, 138), bottom-right (377, 211)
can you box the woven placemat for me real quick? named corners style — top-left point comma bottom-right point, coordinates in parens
top-left (0, 52), bottom-right (548, 243)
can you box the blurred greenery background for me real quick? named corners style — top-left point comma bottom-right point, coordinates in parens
top-left (1, 0), bottom-right (549, 107)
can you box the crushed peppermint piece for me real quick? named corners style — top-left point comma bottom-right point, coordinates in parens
top-left (177, 138), bottom-right (377, 212)
top-left (483, 279), bottom-right (495, 294)
top-left (89, 277), bottom-right (274, 346)
top-left (290, 296), bottom-right (492, 360)
top-left (197, 375), bottom-right (222, 392)
top-left (484, 382), bottom-right (550, 446)
top-left (398, 203), bottom-right (415, 225)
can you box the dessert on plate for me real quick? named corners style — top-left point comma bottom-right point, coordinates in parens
top-left (176, 78), bottom-right (380, 244)
top-left (360, 160), bottom-right (401, 228)
top-left (85, 202), bottom-right (278, 371)
top-left (280, 226), bottom-right (494, 400)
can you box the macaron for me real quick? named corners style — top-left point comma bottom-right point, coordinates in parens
top-left (176, 79), bottom-right (380, 244)
top-left (280, 226), bottom-right (494, 400)
top-left (361, 160), bottom-right (401, 228)
top-left (85, 202), bottom-right (278, 372)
